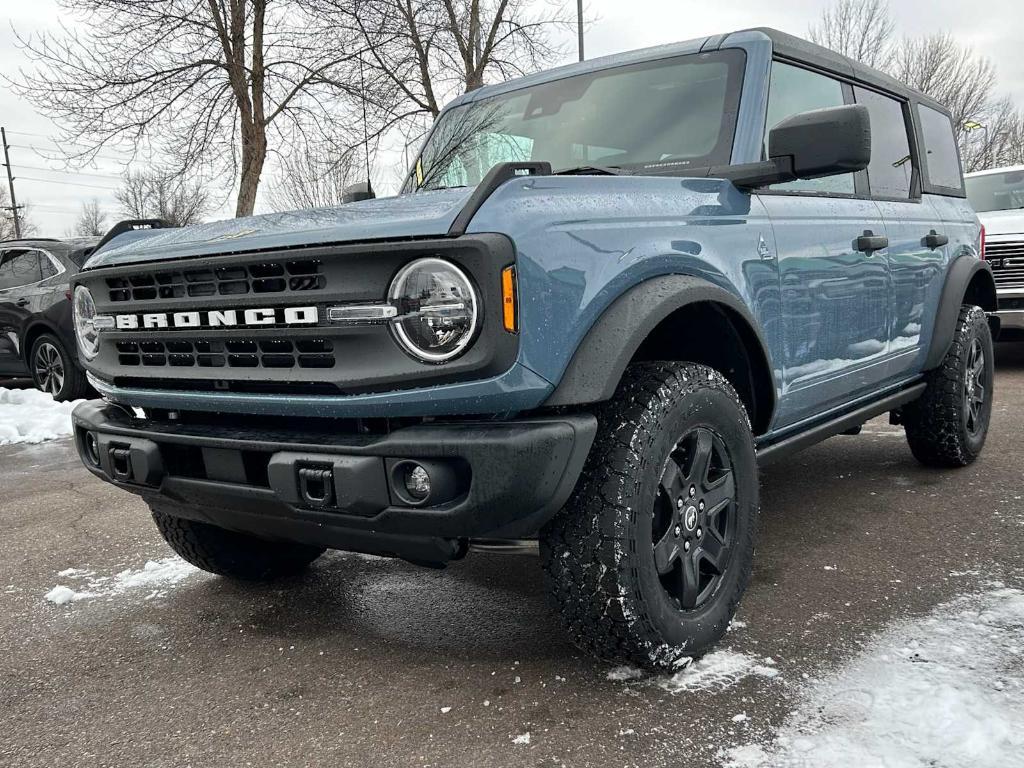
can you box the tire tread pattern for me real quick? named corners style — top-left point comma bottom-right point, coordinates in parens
top-left (540, 362), bottom-right (756, 669)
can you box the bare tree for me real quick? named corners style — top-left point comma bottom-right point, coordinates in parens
top-left (810, 0), bottom-right (1023, 172)
top-left (961, 97), bottom-right (1024, 172)
top-left (889, 33), bottom-right (995, 142)
top-left (809, 0), bottom-right (895, 69)
top-left (0, 188), bottom-right (37, 240)
top-left (306, 0), bottom-right (568, 146)
top-left (265, 143), bottom-right (359, 211)
top-left (115, 170), bottom-right (210, 227)
top-left (11, 1), bottom-right (365, 218)
top-left (72, 199), bottom-right (107, 237)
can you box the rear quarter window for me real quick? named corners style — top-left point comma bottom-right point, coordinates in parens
top-left (917, 104), bottom-right (964, 193)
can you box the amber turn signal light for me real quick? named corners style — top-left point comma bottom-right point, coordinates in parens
top-left (501, 265), bottom-right (518, 333)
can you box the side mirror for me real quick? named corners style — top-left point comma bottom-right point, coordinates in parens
top-left (769, 103), bottom-right (871, 180)
top-left (722, 104), bottom-right (871, 190)
top-left (342, 181), bottom-right (375, 204)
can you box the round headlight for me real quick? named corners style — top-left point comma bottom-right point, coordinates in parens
top-left (388, 258), bottom-right (479, 362)
top-left (73, 285), bottom-right (100, 360)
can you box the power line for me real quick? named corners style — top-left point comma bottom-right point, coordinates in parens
top-left (8, 143), bottom-right (137, 165)
top-left (11, 164), bottom-right (123, 180)
top-left (18, 176), bottom-right (121, 191)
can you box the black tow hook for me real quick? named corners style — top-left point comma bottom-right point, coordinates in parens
top-left (298, 466), bottom-right (335, 509)
top-left (109, 446), bottom-right (133, 481)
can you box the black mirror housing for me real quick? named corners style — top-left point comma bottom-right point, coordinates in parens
top-left (768, 104), bottom-right (871, 180)
top-left (342, 181), bottom-right (375, 204)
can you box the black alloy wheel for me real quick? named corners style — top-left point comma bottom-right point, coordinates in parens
top-left (653, 427), bottom-right (737, 611)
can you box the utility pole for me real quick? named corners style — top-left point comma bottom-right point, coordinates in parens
top-left (577, 0), bottom-right (585, 61)
top-left (1, 127), bottom-right (23, 239)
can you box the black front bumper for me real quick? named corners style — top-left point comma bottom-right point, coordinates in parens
top-left (72, 401), bottom-right (597, 565)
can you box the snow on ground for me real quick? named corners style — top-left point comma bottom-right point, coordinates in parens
top-left (45, 557), bottom-right (200, 605)
top-left (0, 387), bottom-right (83, 445)
top-left (722, 587), bottom-right (1024, 768)
top-left (657, 650), bottom-right (779, 694)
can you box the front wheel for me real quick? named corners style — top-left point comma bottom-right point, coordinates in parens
top-left (540, 362), bottom-right (758, 670)
top-left (150, 501), bottom-right (325, 581)
top-left (30, 333), bottom-right (90, 401)
top-left (903, 305), bottom-right (994, 467)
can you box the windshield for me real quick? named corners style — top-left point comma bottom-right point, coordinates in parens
top-left (409, 50), bottom-right (745, 192)
top-left (966, 169), bottom-right (1024, 212)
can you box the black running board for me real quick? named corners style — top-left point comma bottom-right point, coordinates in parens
top-left (756, 382), bottom-right (926, 466)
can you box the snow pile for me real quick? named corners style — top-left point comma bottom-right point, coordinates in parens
top-left (0, 387), bottom-right (83, 445)
top-left (606, 665), bottom-right (644, 682)
top-left (45, 557), bottom-right (199, 604)
top-left (723, 587), bottom-right (1024, 768)
top-left (657, 650), bottom-right (779, 694)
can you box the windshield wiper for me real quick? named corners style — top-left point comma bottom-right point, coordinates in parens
top-left (553, 164), bottom-right (632, 177)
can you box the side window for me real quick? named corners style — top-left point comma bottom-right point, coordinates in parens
top-left (765, 62), bottom-right (855, 195)
top-left (0, 250), bottom-right (45, 289)
top-left (38, 252), bottom-right (60, 279)
top-left (854, 87), bottom-right (914, 199)
top-left (917, 104), bottom-right (963, 192)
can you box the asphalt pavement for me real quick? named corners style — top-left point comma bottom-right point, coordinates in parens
top-left (2, 344), bottom-right (1023, 768)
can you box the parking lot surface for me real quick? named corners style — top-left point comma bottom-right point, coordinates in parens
top-left (2, 344), bottom-right (1023, 768)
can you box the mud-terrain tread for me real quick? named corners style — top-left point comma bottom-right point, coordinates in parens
top-left (540, 362), bottom-right (757, 669)
top-left (150, 502), bottom-right (325, 580)
top-left (903, 305), bottom-right (992, 467)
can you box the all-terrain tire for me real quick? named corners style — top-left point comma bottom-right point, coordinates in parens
top-left (903, 305), bottom-right (994, 467)
top-left (149, 501), bottom-right (325, 580)
top-left (30, 333), bottom-right (90, 401)
top-left (540, 362), bottom-right (759, 670)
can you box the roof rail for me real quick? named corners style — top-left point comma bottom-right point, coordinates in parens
top-left (94, 218), bottom-right (170, 252)
top-left (0, 237), bottom-right (62, 245)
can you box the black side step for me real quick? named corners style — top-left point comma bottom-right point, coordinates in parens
top-left (756, 382), bottom-right (926, 466)
top-left (448, 161), bottom-right (551, 236)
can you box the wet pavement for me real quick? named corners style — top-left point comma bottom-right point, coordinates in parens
top-left (2, 344), bottom-right (1023, 768)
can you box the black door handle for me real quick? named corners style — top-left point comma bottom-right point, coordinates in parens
top-left (15, 298), bottom-right (30, 307)
top-left (922, 230), bottom-right (949, 250)
top-left (855, 230), bottom-right (889, 254)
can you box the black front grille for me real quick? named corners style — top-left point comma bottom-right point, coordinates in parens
top-left (988, 241), bottom-right (1024, 290)
top-left (115, 338), bottom-right (335, 369)
top-left (106, 259), bottom-right (325, 302)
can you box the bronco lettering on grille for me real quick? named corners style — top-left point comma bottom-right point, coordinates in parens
top-left (106, 306), bottom-right (319, 330)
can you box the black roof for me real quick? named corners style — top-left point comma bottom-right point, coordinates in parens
top-left (748, 27), bottom-right (950, 116)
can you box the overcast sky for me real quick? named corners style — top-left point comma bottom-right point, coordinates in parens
top-left (2, 0), bottom-right (1023, 236)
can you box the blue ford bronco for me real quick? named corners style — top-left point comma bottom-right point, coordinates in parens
top-left (71, 28), bottom-right (997, 668)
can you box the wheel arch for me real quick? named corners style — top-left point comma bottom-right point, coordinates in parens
top-left (21, 321), bottom-right (62, 367)
top-left (544, 275), bottom-right (777, 435)
top-left (924, 256), bottom-right (998, 371)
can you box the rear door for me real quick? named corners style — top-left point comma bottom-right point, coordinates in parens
top-left (0, 249), bottom-right (62, 374)
top-left (854, 86), bottom-right (947, 378)
top-left (757, 61), bottom-right (891, 427)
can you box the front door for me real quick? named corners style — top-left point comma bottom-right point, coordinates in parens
top-left (758, 60), bottom-right (892, 427)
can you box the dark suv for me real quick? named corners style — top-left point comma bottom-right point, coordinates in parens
top-left (0, 237), bottom-right (97, 400)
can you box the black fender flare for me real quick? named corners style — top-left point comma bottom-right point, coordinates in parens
top-left (544, 275), bottom-right (776, 431)
top-left (924, 257), bottom-right (997, 370)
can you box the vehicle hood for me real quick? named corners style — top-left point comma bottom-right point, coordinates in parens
top-left (84, 187), bottom-right (475, 269)
top-left (977, 208), bottom-right (1024, 237)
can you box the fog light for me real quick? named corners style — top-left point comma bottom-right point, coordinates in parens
top-left (404, 464), bottom-right (431, 500)
top-left (84, 432), bottom-right (101, 467)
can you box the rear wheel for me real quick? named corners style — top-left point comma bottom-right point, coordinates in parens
top-left (149, 501), bottom-right (325, 581)
top-left (540, 362), bottom-right (758, 669)
top-left (30, 333), bottom-right (89, 401)
top-left (903, 305), bottom-right (994, 467)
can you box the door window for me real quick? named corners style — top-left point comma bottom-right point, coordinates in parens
top-left (0, 250), bottom-right (50, 289)
top-left (917, 104), bottom-right (964, 192)
top-left (854, 87), bottom-right (914, 199)
top-left (765, 62), bottom-right (854, 194)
